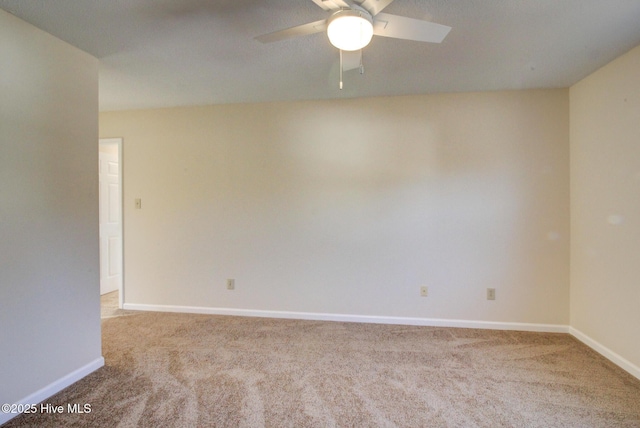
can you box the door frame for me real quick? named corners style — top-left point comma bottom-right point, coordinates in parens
top-left (99, 137), bottom-right (124, 308)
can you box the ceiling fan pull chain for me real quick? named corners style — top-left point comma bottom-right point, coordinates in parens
top-left (360, 51), bottom-right (364, 75)
top-left (339, 49), bottom-right (344, 90)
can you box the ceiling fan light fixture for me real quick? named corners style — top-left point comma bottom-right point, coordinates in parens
top-left (327, 9), bottom-right (374, 51)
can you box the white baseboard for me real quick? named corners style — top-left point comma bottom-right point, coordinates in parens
top-left (569, 327), bottom-right (640, 381)
top-left (123, 303), bottom-right (570, 333)
top-left (0, 357), bottom-right (104, 425)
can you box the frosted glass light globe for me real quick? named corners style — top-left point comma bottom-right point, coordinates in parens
top-left (327, 10), bottom-right (373, 51)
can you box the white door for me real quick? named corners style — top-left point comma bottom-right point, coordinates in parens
top-left (99, 151), bottom-right (122, 295)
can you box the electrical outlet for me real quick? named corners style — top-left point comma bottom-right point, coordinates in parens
top-left (487, 288), bottom-right (496, 300)
top-left (226, 279), bottom-right (235, 290)
top-left (135, 198), bottom-right (142, 209)
top-left (420, 286), bottom-right (428, 297)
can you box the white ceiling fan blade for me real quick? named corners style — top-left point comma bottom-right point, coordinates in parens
top-left (255, 19), bottom-right (328, 43)
top-left (373, 13), bottom-right (451, 43)
top-left (311, 0), bottom-right (350, 12)
top-left (342, 50), bottom-right (362, 71)
top-left (355, 0), bottom-right (395, 16)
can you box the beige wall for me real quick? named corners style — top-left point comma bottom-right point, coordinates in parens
top-left (570, 44), bottom-right (640, 369)
top-left (0, 9), bottom-right (100, 412)
top-left (100, 89), bottom-right (570, 325)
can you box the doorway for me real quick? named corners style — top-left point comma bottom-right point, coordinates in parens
top-left (99, 138), bottom-right (123, 308)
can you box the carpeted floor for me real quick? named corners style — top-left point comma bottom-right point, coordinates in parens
top-left (4, 299), bottom-right (640, 427)
top-left (100, 290), bottom-right (138, 319)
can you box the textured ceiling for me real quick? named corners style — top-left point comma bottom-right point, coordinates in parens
top-left (2, 0), bottom-right (640, 111)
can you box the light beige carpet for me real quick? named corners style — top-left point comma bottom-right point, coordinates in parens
top-left (100, 291), bottom-right (138, 319)
top-left (5, 310), bottom-right (640, 427)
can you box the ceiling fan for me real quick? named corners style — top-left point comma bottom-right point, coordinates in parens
top-left (255, 0), bottom-right (451, 88)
